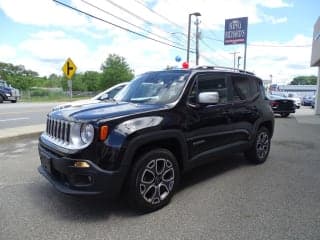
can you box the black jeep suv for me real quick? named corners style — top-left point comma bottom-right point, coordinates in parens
top-left (38, 66), bottom-right (274, 212)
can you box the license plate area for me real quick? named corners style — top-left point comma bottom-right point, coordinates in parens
top-left (40, 151), bottom-right (52, 174)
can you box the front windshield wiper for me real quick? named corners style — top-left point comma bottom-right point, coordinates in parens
top-left (130, 97), bottom-right (158, 103)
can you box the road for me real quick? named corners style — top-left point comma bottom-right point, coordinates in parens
top-left (0, 112), bottom-right (320, 239)
top-left (0, 102), bottom-right (61, 129)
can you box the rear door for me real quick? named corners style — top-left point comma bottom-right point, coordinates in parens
top-left (229, 74), bottom-right (260, 145)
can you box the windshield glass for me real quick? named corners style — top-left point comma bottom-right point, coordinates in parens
top-left (0, 81), bottom-right (8, 88)
top-left (114, 71), bottom-right (190, 104)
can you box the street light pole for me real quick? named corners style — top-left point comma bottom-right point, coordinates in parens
top-left (195, 17), bottom-right (201, 65)
top-left (230, 51), bottom-right (240, 70)
top-left (187, 12), bottom-right (201, 65)
top-left (237, 56), bottom-right (242, 69)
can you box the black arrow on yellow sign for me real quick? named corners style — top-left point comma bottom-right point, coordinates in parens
top-left (62, 58), bottom-right (77, 79)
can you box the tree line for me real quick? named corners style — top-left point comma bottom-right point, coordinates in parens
top-left (289, 75), bottom-right (317, 85)
top-left (0, 54), bottom-right (134, 92)
top-left (1, 54), bottom-right (317, 91)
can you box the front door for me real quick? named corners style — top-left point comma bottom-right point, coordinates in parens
top-left (184, 73), bottom-right (234, 166)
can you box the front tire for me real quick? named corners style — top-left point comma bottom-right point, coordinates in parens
top-left (0, 95), bottom-right (3, 103)
top-left (11, 99), bottom-right (17, 103)
top-left (127, 148), bottom-right (180, 213)
top-left (245, 127), bottom-right (271, 164)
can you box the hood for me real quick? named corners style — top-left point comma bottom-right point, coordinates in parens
top-left (50, 101), bottom-right (167, 122)
top-left (52, 99), bottom-right (101, 111)
top-left (1, 86), bottom-right (12, 93)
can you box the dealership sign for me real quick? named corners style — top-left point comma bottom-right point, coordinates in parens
top-left (224, 17), bottom-right (248, 45)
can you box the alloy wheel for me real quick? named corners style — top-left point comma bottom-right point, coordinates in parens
top-left (256, 131), bottom-right (269, 159)
top-left (139, 158), bottom-right (175, 205)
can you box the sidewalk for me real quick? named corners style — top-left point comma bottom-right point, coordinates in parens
top-left (0, 124), bottom-right (45, 142)
top-left (294, 107), bottom-right (320, 125)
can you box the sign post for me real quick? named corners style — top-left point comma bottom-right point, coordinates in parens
top-left (224, 17), bottom-right (248, 70)
top-left (62, 58), bottom-right (77, 99)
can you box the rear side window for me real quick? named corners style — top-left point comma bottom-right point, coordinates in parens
top-left (231, 75), bottom-right (258, 101)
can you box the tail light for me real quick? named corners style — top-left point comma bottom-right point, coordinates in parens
top-left (271, 101), bottom-right (279, 107)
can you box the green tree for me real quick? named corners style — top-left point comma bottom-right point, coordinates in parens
top-left (289, 76), bottom-right (317, 85)
top-left (100, 54), bottom-right (134, 90)
top-left (0, 62), bottom-right (39, 90)
top-left (82, 71), bottom-right (101, 91)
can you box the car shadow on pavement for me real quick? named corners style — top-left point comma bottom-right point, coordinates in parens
top-left (32, 182), bottom-right (137, 220)
top-left (178, 153), bottom-right (249, 192)
top-left (32, 153), bottom-right (250, 220)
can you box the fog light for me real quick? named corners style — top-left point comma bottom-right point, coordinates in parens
top-left (74, 161), bottom-right (90, 168)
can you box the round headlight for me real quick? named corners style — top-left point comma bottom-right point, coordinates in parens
top-left (80, 124), bottom-right (94, 144)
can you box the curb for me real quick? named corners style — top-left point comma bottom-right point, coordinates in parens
top-left (0, 124), bottom-right (45, 143)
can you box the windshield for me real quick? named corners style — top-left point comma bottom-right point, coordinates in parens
top-left (0, 80), bottom-right (8, 88)
top-left (114, 71), bottom-right (190, 104)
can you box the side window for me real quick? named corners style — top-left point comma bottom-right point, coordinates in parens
top-left (107, 86), bottom-right (123, 99)
top-left (188, 74), bottom-right (228, 105)
top-left (231, 75), bottom-right (258, 101)
top-left (257, 79), bottom-right (266, 99)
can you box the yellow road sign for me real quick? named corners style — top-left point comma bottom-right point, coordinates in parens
top-left (62, 58), bottom-right (77, 79)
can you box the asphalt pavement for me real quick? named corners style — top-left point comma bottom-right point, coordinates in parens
top-left (0, 102), bottom-right (61, 129)
top-left (0, 108), bottom-right (320, 240)
top-left (0, 102), bottom-right (63, 141)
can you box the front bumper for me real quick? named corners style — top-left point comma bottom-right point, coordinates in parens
top-left (7, 96), bottom-right (19, 101)
top-left (272, 109), bottom-right (295, 114)
top-left (38, 145), bottom-right (127, 197)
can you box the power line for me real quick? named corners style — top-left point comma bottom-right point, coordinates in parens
top-left (52, 0), bottom-right (195, 53)
top-left (199, 54), bottom-right (217, 65)
top-left (133, 0), bottom-right (186, 32)
top-left (202, 36), bottom-right (311, 48)
top-left (200, 38), bottom-right (230, 65)
top-left (80, 0), bottom-right (185, 48)
top-left (249, 43), bottom-right (311, 48)
top-left (103, 0), bottom-right (183, 43)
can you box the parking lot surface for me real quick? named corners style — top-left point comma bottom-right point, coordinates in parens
top-left (0, 110), bottom-right (320, 240)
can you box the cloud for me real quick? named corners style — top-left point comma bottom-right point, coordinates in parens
top-left (0, 0), bottom-right (314, 84)
top-left (0, 0), bottom-right (88, 27)
top-left (0, 45), bottom-right (16, 60)
top-left (262, 15), bottom-right (288, 24)
top-left (199, 34), bottom-right (316, 84)
top-left (257, 0), bottom-right (293, 8)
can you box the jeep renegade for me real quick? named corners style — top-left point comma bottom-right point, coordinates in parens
top-left (38, 66), bottom-right (274, 212)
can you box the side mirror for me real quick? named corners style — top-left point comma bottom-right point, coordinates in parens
top-left (198, 92), bottom-right (219, 104)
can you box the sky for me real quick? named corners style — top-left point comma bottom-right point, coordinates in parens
top-left (0, 0), bottom-right (319, 84)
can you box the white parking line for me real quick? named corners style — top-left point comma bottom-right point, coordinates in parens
top-left (0, 117), bottom-right (30, 122)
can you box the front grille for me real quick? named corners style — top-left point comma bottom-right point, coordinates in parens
top-left (46, 117), bottom-right (71, 143)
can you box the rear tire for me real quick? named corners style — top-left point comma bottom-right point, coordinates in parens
top-left (127, 148), bottom-right (180, 213)
top-left (245, 127), bottom-right (271, 164)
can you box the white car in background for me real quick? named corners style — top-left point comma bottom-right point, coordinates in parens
top-left (284, 93), bottom-right (301, 109)
top-left (52, 82), bottom-right (128, 111)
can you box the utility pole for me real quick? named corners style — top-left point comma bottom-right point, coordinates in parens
top-left (187, 12), bottom-right (201, 65)
top-left (230, 51), bottom-right (240, 70)
top-left (195, 17), bottom-right (201, 65)
top-left (237, 56), bottom-right (242, 69)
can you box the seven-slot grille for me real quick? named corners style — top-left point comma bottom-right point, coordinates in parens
top-left (46, 117), bottom-right (71, 143)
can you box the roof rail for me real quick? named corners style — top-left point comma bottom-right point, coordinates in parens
top-left (192, 65), bottom-right (255, 75)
